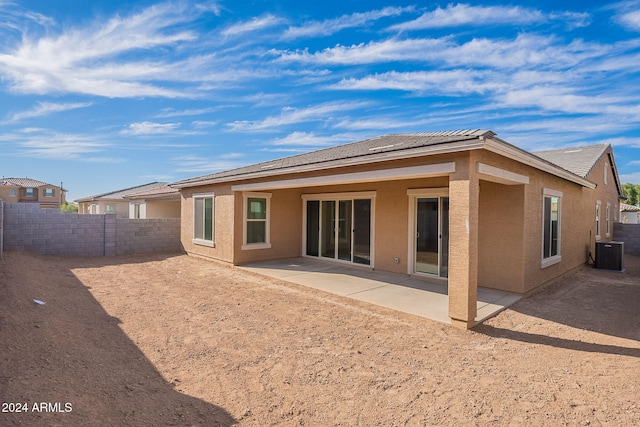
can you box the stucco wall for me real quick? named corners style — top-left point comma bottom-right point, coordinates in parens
top-left (614, 223), bottom-right (640, 255)
top-left (478, 180), bottom-right (525, 292)
top-left (145, 200), bottom-right (181, 218)
top-left (180, 185), bottom-right (236, 263)
top-left (2, 202), bottom-right (181, 256)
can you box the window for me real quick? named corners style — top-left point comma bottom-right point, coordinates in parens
top-left (44, 188), bottom-right (55, 197)
top-left (604, 163), bottom-right (609, 185)
top-left (9, 189), bottom-right (16, 197)
top-left (193, 193), bottom-right (214, 246)
top-left (25, 188), bottom-right (35, 197)
top-left (542, 188), bottom-right (562, 268)
top-left (242, 192), bottom-right (271, 250)
top-left (606, 203), bottom-right (611, 237)
top-left (133, 203), bottom-right (141, 219)
top-left (106, 205), bottom-right (115, 213)
top-left (595, 201), bottom-right (601, 240)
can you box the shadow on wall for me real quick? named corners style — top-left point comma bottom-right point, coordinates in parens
top-left (0, 252), bottom-right (236, 427)
top-left (475, 255), bottom-right (640, 357)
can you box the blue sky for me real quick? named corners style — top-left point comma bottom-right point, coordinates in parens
top-left (1, 0), bottom-right (639, 201)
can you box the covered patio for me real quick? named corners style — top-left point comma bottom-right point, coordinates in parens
top-left (239, 257), bottom-right (521, 325)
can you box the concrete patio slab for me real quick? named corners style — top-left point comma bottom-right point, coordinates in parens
top-left (239, 258), bottom-right (521, 325)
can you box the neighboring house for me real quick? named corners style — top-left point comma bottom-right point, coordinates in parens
top-left (76, 182), bottom-right (180, 219)
top-left (171, 130), bottom-right (624, 329)
top-left (621, 203), bottom-right (640, 224)
top-left (0, 177), bottom-right (67, 209)
top-left (126, 185), bottom-right (181, 219)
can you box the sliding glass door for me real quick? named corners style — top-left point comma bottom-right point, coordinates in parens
top-left (306, 197), bottom-right (371, 266)
top-left (415, 196), bottom-right (449, 278)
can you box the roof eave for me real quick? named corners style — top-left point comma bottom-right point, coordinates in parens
top-left (171, 138), bottom-right (486, 188)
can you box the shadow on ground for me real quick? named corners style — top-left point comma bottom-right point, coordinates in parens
top-left (475, 255), bottom-right (640, 357)
top-left (0, 252), bottom-right (236, 427)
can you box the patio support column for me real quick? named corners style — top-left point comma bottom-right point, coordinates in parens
top-left (448, 156), bottom-right (479, 329)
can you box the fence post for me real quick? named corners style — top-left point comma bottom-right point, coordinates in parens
top-left (104, 213), bottom-right (116, 256)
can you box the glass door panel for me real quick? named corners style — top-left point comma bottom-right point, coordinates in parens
top-left (306, 200), bottom-right (320, 257)
top-left (353, 199), bottom-right (371, 265)
top-left (321, 201), bottom-right (335, 258)
top-left (416, 198), bottom-right (439, 275)
top-left (440, 197), bottom-right (449, 278)
top-left (337, 200), bottom-right (352, 261)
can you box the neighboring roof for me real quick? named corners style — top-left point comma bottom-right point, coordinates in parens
top-left (126, 184), bottom-right (180, 200)
top-left (75, 182), bottom-right (169, 202)
top-left (172, 130), bottom-right (493, 188)
top-left (532, 144), bottom-right (609, 179)
top-left (621, 203), bottom-right (640, 212)
top-left (0, 177), bottom-right (58, 188)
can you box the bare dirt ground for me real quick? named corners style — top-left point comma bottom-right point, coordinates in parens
top-left (1, 251), bottom-right (639, 426)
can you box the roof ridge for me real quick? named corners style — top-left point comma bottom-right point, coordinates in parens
top-left (78, 182), bottom-right (166, 200)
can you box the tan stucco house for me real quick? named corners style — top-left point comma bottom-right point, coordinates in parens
top-left (76, 182), bottom-right (180, 219)
top-left (171, 130), bottom-right (624, 329)
top-left (0, 177), bottom-right (67, 209)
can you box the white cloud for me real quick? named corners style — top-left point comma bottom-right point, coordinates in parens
top-left (121, 121), bottom-right (182, 135)
top-left (276, 34), bottom-right (605, 70)
top-left (227, 101), bottom-right (371, 132)
top-left (155, 107), bottom-right (221, 118)
top-left (0, 128), bottom-right (120, 161)
top-left (619, 171), bottom-right (640, 183)
top-left (0, 2), bottom-right (211, 98)
top-left (331, 69), bottom-right (505, 95)
top-left (276, 38), bottom-right (450, 65)
top-left (221, 14), bottom-right (286, 37)
top-left (283, 6), bottom-right (413, 39)
top-left (269, 131), bottom-right (357, 147)
top-left (389, 4), bottom-right (545, 31)
top-left (617, 9), bottom-right (640, 30)
top-left (4, 101), bottom-right (92, 123)
top-left (192, 120), bottom-right (218, 128)
top-left (172, 154), bottom-right (245, 173)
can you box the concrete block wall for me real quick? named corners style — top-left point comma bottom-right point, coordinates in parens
top-left (614, 223), bottom-right (640, 256)
top-left (3, 202), bottom-right (106, 256)
top-left (2, 202), bottom-right (182, 257)
top-left (0, 199), bottom-right (4, 257)
top-left (115, 218), bottom-right (182, 255)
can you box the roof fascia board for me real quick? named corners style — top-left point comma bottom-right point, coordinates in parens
top-left (231, 162), bottom-right (456, 192)
top-left (477, 163), bottom-right (529, 185)
top-left (173, 140), bottom-right (483, 189)
top-left (605, 150), bottom-right (625, 199)
top-left (484, 138), bottom-right (597, 189)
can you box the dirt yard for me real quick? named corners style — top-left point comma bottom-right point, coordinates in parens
top-left (1, 251), bottom-right (638, 426)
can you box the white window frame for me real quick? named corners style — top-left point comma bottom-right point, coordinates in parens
top-left (604, 162), bottom-right (609, 185)
top-left (105, 204), bottom-right (115, 213)
top-left (192, 192), bottom-right (215, 247)
top-left (242, 192), bottom-right (272, 250)
top-left (606, 203), bottom-right (611, 237)
top-left (133, 203), bottom-right (142, 219)
top-left (595, 200), bottom-right (601, 241)
top-left (541, 188), bottom-right (562, 268)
